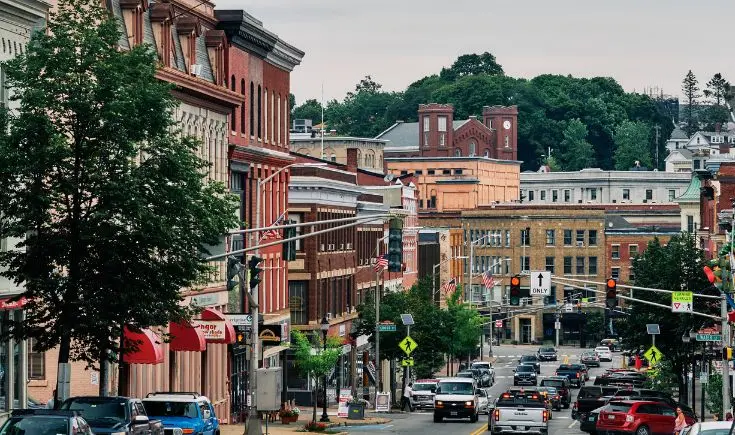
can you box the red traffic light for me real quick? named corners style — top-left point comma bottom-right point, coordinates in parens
top-left (511, 276), bottom-right (520, 286)
top-left (606, 278), bottom-right (616, 289)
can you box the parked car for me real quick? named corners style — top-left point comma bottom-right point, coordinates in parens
top-left (142, 392), bottom-right (220, 435)
top-left (537, 347), bottom-right (558, 361)
top-left (555, 364), bottom-right (585, 387)
top-left (471, 361), bottom-right (496, 385)
top-left (595, 400), bottom-right (696, 435)
top-left (0, 409), bottom-right (93, 435)
top-left (513, 364), bottom-right (538, 386)
top-left (594, 346), bottom-right (613, 362)
top-left (579, 404), bottom-right (607, 434)
top-left (540, 376), bottom-right (571, 408)
top-left (476, 388), bottom-right (490, 415)
top-left (60, 396), bottom-right (164, 435)
top-left (519, 354), bottom-right (541, 373)
top-left (488, 390), bottom-right (549, 434)
top-left (572, 386), bottom-right (619, 420)
top-left (433, 377), bottom-right (479, 423)
top-left (681, 421), bottom-right (732, 434)
top-left (581, 351), bottom-right (601, 367)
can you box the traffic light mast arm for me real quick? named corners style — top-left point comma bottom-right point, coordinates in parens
top-left (557, 275), bottom-right (721, 300)
top-left (227, 213), bottom-right (391, 235)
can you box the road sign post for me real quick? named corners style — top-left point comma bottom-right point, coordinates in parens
top-left (530, 270), bottom-right (551, 296)
top-left (671, 291), bottom-right (694, 313)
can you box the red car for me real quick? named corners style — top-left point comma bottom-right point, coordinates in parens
top-left (596, 400), bottom-right (696, 435)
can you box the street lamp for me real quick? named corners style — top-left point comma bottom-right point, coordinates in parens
top-left (432, 256), bottom-right (468, 302)
top-left (320, 316), bottom-right (330, 423)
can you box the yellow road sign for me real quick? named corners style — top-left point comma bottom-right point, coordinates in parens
top-left (643, 345), bottom-right (663, 365)
top-left (401, 357), bottom-right (414, 367)
top-left (399, 335), bottom-right (418, 355)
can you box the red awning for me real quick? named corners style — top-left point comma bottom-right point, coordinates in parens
top-left (0, 297), bottom-right (28, 310)
top-left (201, 308), bottom-right (236, 344)
top-left (123, 327), bottom-right (164, 364)
top-left (169, 321), bottom-right (206, 352)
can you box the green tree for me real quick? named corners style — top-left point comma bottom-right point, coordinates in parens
top-left (443, 288), bottom-right (483, 366)
top-left (706, 373), bottom-right (723, 417)
top-left (0, 0), bottom-right (238, 387)
top-left (613, 120), bottom-right (652, 170)
top-left (292, 98), bottom-right (323, 123)
top-left (291, 330), bottom-right (342, 423)
top-left (439, 52), bottom-right (504, 81)
top-left (682, 70), bottom-right (702, 136)
top-left (643, 360), bottom-right (679, 396)
top-left (558, 119), bottom-right (595, 170)
top-left (704, 73), bottom-right (731, 106)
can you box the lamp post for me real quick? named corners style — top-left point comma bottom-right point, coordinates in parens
top-left (320, 316), bottom-right (330, 423)
top-left (432, 256), bottom-right (468, 304)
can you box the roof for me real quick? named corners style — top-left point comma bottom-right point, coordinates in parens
top-left (669, 126), bottom-right (688, 140)
top-left (604, 215), bottom-right (636, 231)
top-left (376, 120), bottom-right (469, 149)
top-left (675, 175), bottom-right (701, 202)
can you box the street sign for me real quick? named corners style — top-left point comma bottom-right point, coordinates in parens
top-left (378, 323), bottom-right (396, 332)
top-left (671, 291), bottom-right (693, 313)
top-left (401, 357), bottom-right (415, 367)
top-left (696, 333), bottom-right (723, 342)
top-left (555, 321), bottom-right (561, 330)
top-left (225, 314), bottom-right (253, 326)
top-left (530, 271), bottom-right (551, 295)
top-left (643, 345), bottom-right (663, 365)
top-left (646, 324), bottom-right (660, 335)
top-left (495, 320), bottom-right (503, 328)
top-left (399, 335), bottom-right (418, 356)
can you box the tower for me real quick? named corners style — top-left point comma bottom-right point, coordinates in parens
top-left (418, 103), bottom-right (454, 157)
top-left (482, 105), bottom-right (518, 160)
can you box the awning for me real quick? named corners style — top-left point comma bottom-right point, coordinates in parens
top-left (169, 321), bottom-right (206, 352)
top-left (123, 327), bottom-right (164, 364)
top-left (262, 345), bottom-right (289, 359)
top-left (0, 297), bottom-right (28, 310)
top-left (200, 308), bottom-right (236, 344)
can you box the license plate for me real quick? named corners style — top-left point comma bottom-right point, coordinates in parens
top-left (589, 416), bottom-right (595, 421)
top-left (450, 411), bottom-right (458, 416)
top-left (519, 427), bottom-right (526, 431)
top-left (608, 414), bottom-right (615, 420)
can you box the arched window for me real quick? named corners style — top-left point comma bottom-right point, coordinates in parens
top-left (239, 79), bottom-right (245, 134)
top-left (469, 142), bottom-right (476, 156)
top-left (257, 84), bottom-right (262, 139)
top-left (454, 148), bottom-right (461, 157)
top-left (249, 82), bottom-right (255, 136)
top-left (264, 87), bottom-right (268, 142)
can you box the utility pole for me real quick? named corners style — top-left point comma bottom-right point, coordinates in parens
top-left (654, 124), bottom-right (661, 170)
top-left (722, 293), bottom-right (731, 415)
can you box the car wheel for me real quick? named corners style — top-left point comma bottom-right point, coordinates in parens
top-left (564, 402), bottom-right (570, 409)
top-left (635, 425), bottom-right (650, 435)
top-left (433, 414), bottom-right (443, 423)
top-left (470, 412), bottom-right (478, 423)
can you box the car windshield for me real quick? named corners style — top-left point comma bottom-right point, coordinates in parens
top-left (540, 348), bottom-right (555, 352)
top-left (438, 382), bottom-right (473, 395)
top-left (142, 401), bottom-right (199, 418)
top-left (558, 365), bottom-right (574, 370)
top-left (517, 365), bottom-right (534, 372)
top-left (520, 355), bottom-right (537, 362)
top-left (596, 347), bottom-right (610, 352)
top-left (61, 398), bottom-right (126, 426)
top-left (607, 403), bottom-right (633, 413)
top-left (0, 416), bottom-right (69, 435)
top-left (545, 387), bottom-right (558, 394)
top-left (541, 380), bottom-right (564, 387)
top-left (413, 384), bottom-right (435, 391)
top-left (570, 364), bottom-right (585, 370)
top-left (457, 372), bottom-right (473, 378)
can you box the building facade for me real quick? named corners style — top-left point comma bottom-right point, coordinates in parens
top-left (290, 135), bottom-right (387, 174)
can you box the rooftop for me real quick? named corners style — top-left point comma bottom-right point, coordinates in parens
top-left (376, 120), bottom-right (469, 149)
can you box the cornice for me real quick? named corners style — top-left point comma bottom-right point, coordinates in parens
top-left (156, 66), bottom-right (242, 107)
top-left (215, 9), bottom-right (277, 59)
top-left (266, 39), bottom-right (304, 72)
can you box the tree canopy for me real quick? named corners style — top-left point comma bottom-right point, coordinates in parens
top-left (558, 119), bottom-right (595, 171)
top-left (613, 120), bottom-right (652, 170)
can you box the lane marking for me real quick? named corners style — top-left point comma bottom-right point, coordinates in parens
top-left (567, 420), bottom-right (579, 429)
top-left (469, 425), bottom-right (486, 435)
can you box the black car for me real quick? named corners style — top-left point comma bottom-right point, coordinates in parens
top-left (540, 377), bottom-right (571, 408)
top-left (537, 346), bottom-right (558, 361)
top-left (519, 354), bottom-right (541, 373)
top-left (579, 404), bottom-right (606, 434)
top-left (513, 364), bottom-right (537, 386)
top-left (0, 409), bottom-right (92, 435)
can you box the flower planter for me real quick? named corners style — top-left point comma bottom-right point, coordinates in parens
top-left (280, 415), bottom-right (298, 424)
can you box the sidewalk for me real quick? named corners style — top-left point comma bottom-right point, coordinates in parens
top-left (220, 408), bottom-right (392, 435)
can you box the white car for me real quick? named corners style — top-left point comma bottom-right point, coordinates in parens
top-left (476, 388), bottom-right (490, 414)
top-left (594, 346), bottom-right (612, 362)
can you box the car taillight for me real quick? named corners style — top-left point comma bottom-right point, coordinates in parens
top-left (494, 409), bottom-right (500, 421)
top-left (576, 373), bottom-right (580, 378)
top-left (573, 401), bottom-right (578, 410)
top-left (626, 415), bottom-right (634, 423)
top-left (542, 410), bottom-right (549, 422)
top-left (555, 395), bottom-right (560, 399)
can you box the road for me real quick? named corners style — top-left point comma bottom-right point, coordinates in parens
top-left (344, 344), bottom-right (623, 435)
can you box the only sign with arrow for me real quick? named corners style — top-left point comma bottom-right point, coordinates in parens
top-left (530, 270), bottom-right (551, 296)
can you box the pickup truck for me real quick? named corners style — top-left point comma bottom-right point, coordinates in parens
top-left (142, 392), bottom-right (220, 435)
top-left (571, 386), bottom-right (619, 420)
top-left (555, 364), bottom-right (585, 387)
top-left (488, 390), bottom-right (549, 434)
top-left (61, 396), bottom-right (164, 435)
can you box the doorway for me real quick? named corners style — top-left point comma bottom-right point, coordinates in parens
top-left (520, 319), bottom-right (532, 344)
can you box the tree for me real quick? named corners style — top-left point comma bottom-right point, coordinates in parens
top-left (443, 288), bottom-right (483, 365)
top-left (346, 75), bottom-right (382, 99)
top-left (0, 0), bottom-right (238, 390)
top-left (558, 119), bottom-right (595, 170)
top-left (704, 73), bottom-right (731, 106)
top-left (291, 330), bottom-right (342, 423)
top-left (706, 373), bottom-right (723, 417)
top-left (439, 52), bottom-right (504, 81)
top-left (584, 311), bottom-right (605, 344)
top-left (613, 120), bottom-right (652, 170)
top-left (291, 98), bottom-right (323, 123)
top-left (682, 70), bottom-right (702, 136)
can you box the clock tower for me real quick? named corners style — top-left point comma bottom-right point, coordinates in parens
top-left (482, 105), bottom-right (518, 160)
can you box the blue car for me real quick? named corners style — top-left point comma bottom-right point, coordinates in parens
top-left (142, 393), bottom-right (219, 435)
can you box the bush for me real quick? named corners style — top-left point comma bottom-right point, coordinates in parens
top-left (303, 421), bottom-right (329, 432)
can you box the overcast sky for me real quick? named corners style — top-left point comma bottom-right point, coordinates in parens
top-left (215, 0), bottom-right (735, 106)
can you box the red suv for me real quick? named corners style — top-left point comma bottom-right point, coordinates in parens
top-left (596, 400), bottom-right (696, 434)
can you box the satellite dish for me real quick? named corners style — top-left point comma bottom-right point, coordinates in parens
top-left (383, 173), bottom-right (394, 182)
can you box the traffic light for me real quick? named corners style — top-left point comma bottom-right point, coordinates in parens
top-left (387, 219), bottom-right (403, 272)
top-left (226, 256), bottom-right (242, 291)
top-left (282, 221), bottom-right (297, 261)
top-left (510, 275), bottom-right (521, 306)
top-left (723, 347), bottom-right (733, 361)
top-left (248, 255), bottom-right (263, 290)
top-left (605, 278), bottom-right (617, 309)
top-left (236, 331), bottom-right (246, 344)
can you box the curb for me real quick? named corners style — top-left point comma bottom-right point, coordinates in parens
top-left (323, 418), bottom-right (392, 428)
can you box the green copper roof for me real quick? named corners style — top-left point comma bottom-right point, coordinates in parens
top-left (676, 175), bottom-right (701, 202)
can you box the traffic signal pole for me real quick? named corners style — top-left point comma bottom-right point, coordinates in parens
top-left (722, 293), bottom-right (731, 415)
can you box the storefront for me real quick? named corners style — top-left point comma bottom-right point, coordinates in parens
top-left (0, 298), bottom-right (29, 412)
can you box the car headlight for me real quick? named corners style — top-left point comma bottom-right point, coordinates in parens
top-left (436, 400), bottom-right (443, 406)
top-left (172, 429), bottom-right (183, 435)
top-left (110, 432), bottom-right (127, 435)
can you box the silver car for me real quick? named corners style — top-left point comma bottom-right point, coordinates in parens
top-left (476, 388), bottom-right (490, 414)
top-left (681, 421), bottom-right (732, 434)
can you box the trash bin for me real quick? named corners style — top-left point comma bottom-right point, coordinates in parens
top-left (348, 402), bottom-right (365, 420)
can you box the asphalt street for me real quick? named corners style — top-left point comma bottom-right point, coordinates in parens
top-left (343, 344), bottom-right (623, 435)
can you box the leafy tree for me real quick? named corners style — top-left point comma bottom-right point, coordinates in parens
top-left (706, 373), bottom-right (723, 417)
top-left (346, 75), bottom-right (382, 99)
top-left (289, 93), bottom-right (296, 111)
top-left (682, 70), bottom-right (702, 136)
top-left (613, 120), bottom-right (652, 170)
top-left (643, 359), bottom-right (679, 396)
top-left (541, 155), bottom-right (561, 172)
top-left (291, 330), bottom-right (342, 423)
top-left (292, 98), bottom-right (323, 123)
top-left (558, 119), bottom-right (595, 170)
top-left (584, 311), bottom-right (605, 344)
top-left (0, 0), bottom-right (238, 389)
top-left (443, 288), bottom-right (483, 365)
top-left (439, 52), bottom-right (504, 81)
top-left (704, 73), bottom-right (731, 106)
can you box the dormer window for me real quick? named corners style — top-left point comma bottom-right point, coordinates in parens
top-left (120, 0), bottom-right (147, 47)
top-left (175, 15), bottom-right (202, 75)
top-left (712, 135), bottom-right (724, 144)
top-left (205, 30), bottom-right (227, 86)
top-left (149, 2), bottom-right (173, 67)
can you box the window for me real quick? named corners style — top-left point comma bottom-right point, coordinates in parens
top-left (454, 169), bottom-right (463, 175)
top-left (563, 229), bottom-right (572, 245)
top-left (257, 84), bottom-right (262, 139)
top-left (540, 191), bottom-right (546, 201)
top-left (423, 116), bottom-right (430, 132)
top-left (520, 256), bottom-right (530, 272)
top-left (588, 230), bottom-right (597, 246)
top-left (611, 267), bottom-right (620, 280)
top-left (439, 133), bottom-right (445, 147)
top-left (289, 281), bottom-right (309, 325)
top-left (590, 189), bottom-right (597, 200)
top-left (429, 194), bottom-right (437, 208)
top-left (668, 189), bottom-right (676, 201)
top-left (520, 228), bottom-right (530, 246)
top-left (418, 199), bottom-right (424, 208)
top-left (249, 82), bottom-right (255, 136)
top-left (428, 169), bottom-right (435, 175)
top-left (454, 148), bottom-right (461, 157)
top-left (694, 160), bottom-right (701, 170)
top-left (504, 257), bottom-right (511, 274)
top-left (415, 169), bottom-right (423, 175)
top-left (576, 230), bottom-right (585, 246)
top-left (528, 191), bottom-right (534, 201)
top-left (564, 190), bottom-right (571, 202)
top-left (504, 135), bottom-right (509, 147)
top-left (612, 245), bottom-right (620, 260)
top-left (545, 257), bottom-right (555, 274)
top-left (576, 257), bottom-right (585, 275)
top-left (442, 169), bottom-right (451, 175)
top-left (28, 338), bottom-right (45, 380)
top-left (563, 257), bottom-right (572, 275)
top-left (546, 229), bottom-right (555, 245)
top-left (687, 215), bottom-right (695, 233)
top-left (552, 190), bottom-right (558, 202)
top-left (622, 189), bottom-right (630, 200)
top-left (629, 267), bottom-right (635, 282)
top-left (645, 189), bottom-right (653, 201)
top-left (629, 244), bottom-right (638, 258)
top-left (505, 230), bottom-right (511, 247)
top-left (469, 142), bottom-right (476, 156)
top-left (588, 257), bottom-right (597, 275)
top-left (484, 149), bottom-right (489, 157)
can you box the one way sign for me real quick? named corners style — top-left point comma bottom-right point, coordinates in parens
top-left (530, 270), bottom-right (551, 296)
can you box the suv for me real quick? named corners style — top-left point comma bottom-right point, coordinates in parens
top-left (433, 377), bottom-right (479, 423)
top-left (471, 361), bottom-right (495, 385)
top-left (519, 355), bottom-right (541, 373)
top-left (0, 409), bottom-right (92, 435)
top-left (142, 392), bottom-right (219, 435)
top-left (513, 364), bottom-right (537, 386)
top-left (596, 400), bottom-right (696, 434)
top-left (411, 379), bottom-right (439, 410)
top-left (539, 377), bottom-right (571, 408)
top-left (537, 347), bottom-right (558, 361)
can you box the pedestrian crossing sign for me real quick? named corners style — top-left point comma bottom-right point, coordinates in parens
top-left (399, 335), bottom-right (417, 356)
top-left (643, 345), bottom-right (663, 365)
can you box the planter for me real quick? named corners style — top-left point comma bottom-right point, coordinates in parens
top-left (348, 403), bottom-right (365, 420)
top-left (280, 415), bottom-right (298, 424)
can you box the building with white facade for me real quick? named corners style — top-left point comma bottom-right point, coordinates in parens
top-left (290, 134), bottom-right (387, 174)
top-left (520, 168), bottom-right (692, 205)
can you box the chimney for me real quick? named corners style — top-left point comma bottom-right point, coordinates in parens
top-left (346, 148), bottom-right (358, 173)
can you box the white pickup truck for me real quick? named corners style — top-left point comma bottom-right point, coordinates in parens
top-left (488, 390), bottom-right (549, 434)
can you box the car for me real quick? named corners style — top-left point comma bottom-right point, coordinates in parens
top-left (513, 364), bottom-right (537, 386)
top-left (579, 404), bottom-right (607, 434)
top-left (410, 379), bottom-right (439, 410)
top-left (61, 396), bottom-right (164, 435)
top-left (540, 377), bottom-right (571, 408)
top-left (142, 392), bottom-right (220, 435)
top-left (594, 346), bottom-right (613, 362)
top-left (537, 347), bottom-right (558, 361)
top-left (600, 338), bottom-right (622, 352)
top-left (570, 363), bottom-right (589, 381)
top-left (681, 421), bottom-right (732, 434)
top-left (471, 361), bottom-right (496, 385)
top-left (595, 400), bottom-right (696, 435)
top-left (488, 390), bottom-right (549, 434)
top-left (476, 388), bottom-right (490, 415)
top-left (433, 377), bottom-right (479, 423)
top-left (581, 351), bottom-right (601, 367)
top-left (555, 364), bottom-right (585, 387)
top-left (519, 354), bottom-right (541, 373)
top-left (470, 368), bottom-right (492, 387)
top-left (537, 386), bottom-right (561, 412)
top-left (572, 386), bottom-right (620, 420)
top-left (0, 409), bottom-right (93, 435)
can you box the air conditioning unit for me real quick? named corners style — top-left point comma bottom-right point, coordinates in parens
top-left (339, 243), bottom-right (344, 250)
top-left (190, 64), bottom-right (203, 76)
top-left (320, 244), bottom-right (325, 251)
top-left (326, 313), bottom-right (332, 320)
top-left (577, 241), bottom-right (584, 247)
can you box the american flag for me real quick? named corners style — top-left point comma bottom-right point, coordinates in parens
top-left (442, 278), bottom-right (457, 294)
top-left (373, 254), bottom-right (388, 273)
top-left (261, 212), bottom-right (286, 240)
top-left (482, 270), bottom-right (496, 289)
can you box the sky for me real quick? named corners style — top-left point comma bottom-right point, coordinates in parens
top-left (215, 0), bottom-right (735, 106)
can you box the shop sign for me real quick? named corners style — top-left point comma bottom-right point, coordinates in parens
top-left (192, 320), bottom-right (226, 341)
top-left (259, 325), bottom-right (283, 344)
top-left (225, 314), bottom-right (253, 326)
top-left (0, 297), bottom-right (27, 310)
top-left (191, 294), bottom-right (219, 307)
